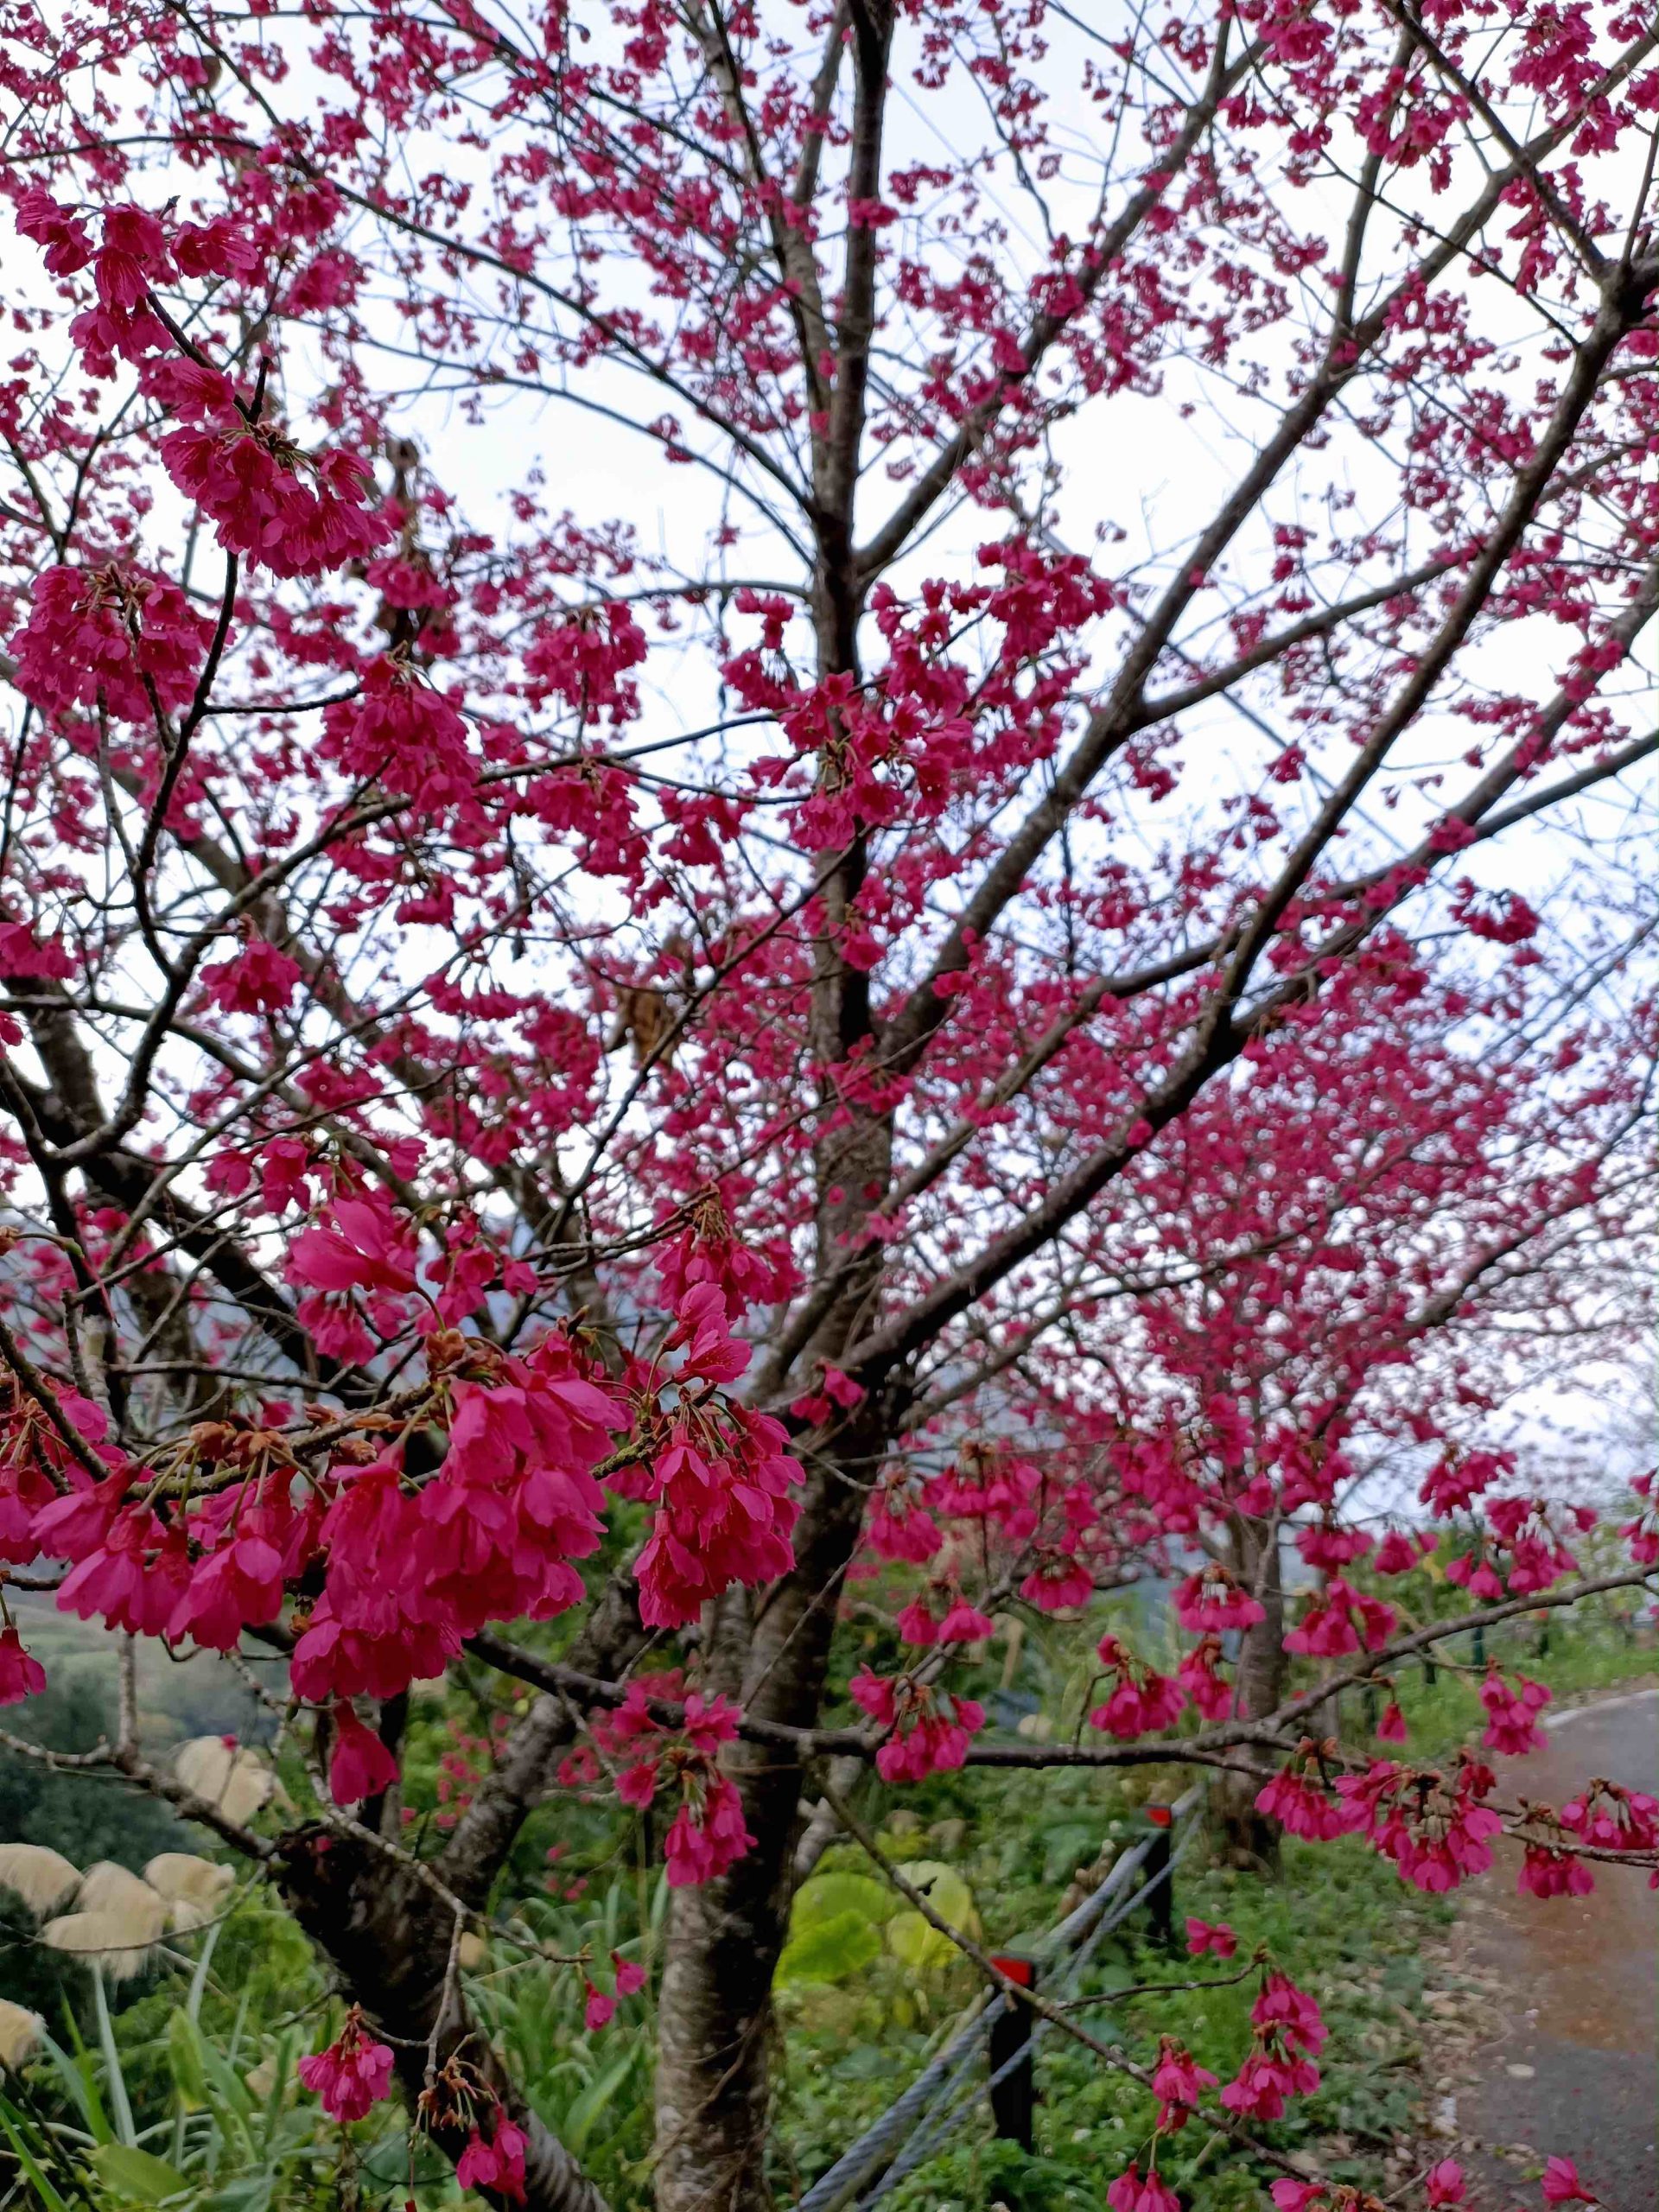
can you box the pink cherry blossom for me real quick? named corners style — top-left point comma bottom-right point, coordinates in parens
top-left (1541, 2157), bottom-right (1596, 2205)
top-left (327, 1704), bottom-right (399, 1804)
top-left (1149, 2037), bottom-right (1217, 2130)
top-left (1106, 2163), bottom-right (1181, 2212)
top-left (1184, 1916), bottom-right (1236, 1959)
top-left (0, 1626), bottom-right (46, 1706)
top-left (297, 2007), bottom-right (395, 2122)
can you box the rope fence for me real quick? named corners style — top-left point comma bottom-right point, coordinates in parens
top-left (794, 1785), bottom-right (1205, 2212)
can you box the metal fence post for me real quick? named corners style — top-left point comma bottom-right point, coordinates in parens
top-left (1143, 1805), bottom-right (1174, 1948)
top-left (986, 1955), bottom-right (1037, 2151)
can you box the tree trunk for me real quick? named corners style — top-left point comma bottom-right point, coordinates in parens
top-left (653, 1403), bottom-right (886, 2212)
top-left (653, 9), bottom-right (897, 2195)
top-left (1211, 1516), bottom-right (1287, 1872)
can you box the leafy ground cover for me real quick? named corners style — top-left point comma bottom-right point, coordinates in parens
top-left (2, 1592), bottom-right (1650, 2212)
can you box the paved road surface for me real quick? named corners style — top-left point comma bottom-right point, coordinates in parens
top-left (1452, 1687), bottom-right (1656, 2210)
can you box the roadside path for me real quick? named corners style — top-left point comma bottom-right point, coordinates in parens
top-left (1448, 1686), bottom-right (1656, 2209)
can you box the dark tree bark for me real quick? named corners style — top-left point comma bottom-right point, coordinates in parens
top-left (1212, 1516), bottom-right (1287, 1872)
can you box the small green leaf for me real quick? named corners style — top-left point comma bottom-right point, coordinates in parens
top-left (884, 1909), bottom-right (961, 1972)
top-left (886, 1862), bottom-right (976, 1935)
top-left (42, 2017), bottom-right (112, 2142)
top-left (777, 1910), bottom-right (885, 1987)
top-left (167, 2011), bottom-right (207, 2110)
top-left (562, 2049), bottom-right (639, 2158)
top-left (91, 2139), bottom-right (191, 2202)
top-left (788, 1872), bottom-right (893, 1931)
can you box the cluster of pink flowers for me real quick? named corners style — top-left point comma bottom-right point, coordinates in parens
top-left (1559, 1777), bottom-right (1659, 1855)
top-left (320, 655), bottom-right (476, 811)
top-left (288, 1342), bottom-right (621, 1721)
top-left (1372, 1527), bottom-right (1435, 1575)
top-left (1283, 1576), bottom-right (1395, 1656)
top-left (619, 1287), bottom-right (802, 1628)
top-left (206, 1135), bottom-right (326, 1217)
top-left (626, 1397), bottom-right (801, 1626)
top-left (1149, 2036), bottom-right (1217, 2130)
top-left (663, 1774), bottom-right (754, 1888)
top-left (285, 1192), bottom-right (422, 1359)
top-left (1218, 1970), bottom-right (1325, 2121)
top-left (158, 392), bottom-right (388, 582)
top-left (1175, 1636), bottom-right (1233, 1720)
top-left (1448, 1498), bottom-right (1582, 1604)
top-left (1479, 1668), bottom-right (1552, 1757)
top-left (1485, 1496), bottom-right (1583, 1594)
top-left (1172, 1564), bottom-right (1265, 1634)
top-left (788, 1362), bottom-right (868, 1428)
top-left (921, 1446), bottom-right (1040, 1543)
top-left (1184, 1916), bottom-right (1236, 1958)
top-left (455, 2108), bottom-right (529, 2201)
top-left (18, 1296), bottom-right (624, 1789)
top-left (1106, 2165), bottom-right (1180, 2212)
top-left (1519, 1831), bottom-right (1595, 1900)
top-left (894, 1588), bottom-right (995, 1647)
top-left (1087, 1635), bottom-right (1185, 1740)
top-left (45, 1441), bottom-right (304, 1650)
top-left (1294, 1521), bottom-right (1373, 1573)
top-left (16, 194), bottom-right (388, 582)
top-left (608, 1688), bottom-right (758, 1888)
top-left (1444, 1550), bottom-right (1503, 1603)
top-left (1420, 1447), bottom-right (1510, 1516)
top-left (1016, 1552), bottom-right (1096, 1611)
top-left (849, 1668), bottom-right (986, 1781)
top-left (20, 195), bottom-right (169, 369)
top-left (1256, 1760), bottom-right (1351, 1843)
top-left (1336, 1756), bottom-right (1504, 1893)
top-left (1113, 1426), bottom-right (1207, 1534)
top-left (10, 563), bottom-right (213, 726)
top-left (200, 936), bottom-right (303, 1017)
top-left (654, 1192), bottom-right (798, 1317)
top-left (524, 602), bottom-right (649, 721)
top-left (582, 1952), bottom-right (647, 2031)
top-left (1, 1195), bottom-right (814, 1876)
top-left (864, 1477), bottom-right (943, 1564)
top-left (297, 2006), bottom-right (395, 2121)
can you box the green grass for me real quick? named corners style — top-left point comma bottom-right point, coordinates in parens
top-left (1348, 1609), bottom-right (1656, 1766)
top-left (772, 1604), bottom-right (1654, 2210)
top-left (774, 1803), bottom-right (1452, 2209)
top-left (7, 1585), bottom-right (1646, 2212)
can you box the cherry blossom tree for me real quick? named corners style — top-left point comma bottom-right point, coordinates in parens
top-left (0, 1), bottom-right (1655, 2207)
